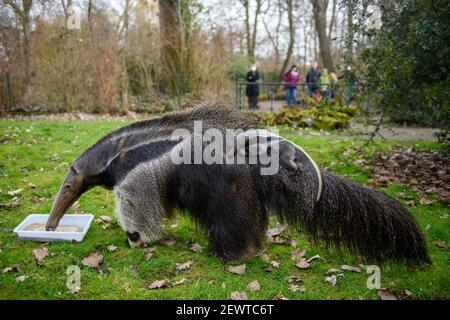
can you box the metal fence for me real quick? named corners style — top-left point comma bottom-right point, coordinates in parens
top-left (235, 80), bottom-right (354, 112)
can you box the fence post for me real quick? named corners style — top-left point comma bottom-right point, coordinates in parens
top-left (6, 73), bottom-right (12, 111)
top-left (235, 78), bottom-right (239, 110)
top-left (176, 72), bottom-right (181, 109)
top-left (270, 83), bottom-right (274, 113)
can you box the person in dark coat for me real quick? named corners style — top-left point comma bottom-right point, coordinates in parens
top-left (246, 64), bottom-right (260, 109)
top-left (306, 62), bottom-right (321, 96)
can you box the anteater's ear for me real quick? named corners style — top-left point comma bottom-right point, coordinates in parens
top-left (278, 142), bottom-right (298, 173)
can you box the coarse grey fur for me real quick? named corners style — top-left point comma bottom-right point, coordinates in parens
top-left (46, 103), bottom-right (430, 264)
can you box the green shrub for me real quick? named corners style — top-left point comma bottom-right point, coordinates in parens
top-left (228, 55), bottom-right (251, 80)
top-left (247, 99), bottom-right (359, 130)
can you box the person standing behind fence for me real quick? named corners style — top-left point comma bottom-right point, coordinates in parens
top-left (329, 72), bottom-right (339, 99)
top-left (282, 65), bottom-right (300, 107)
top-left (319, 68), bottom-right (330, 98)
top-left (246, 64), bottom-right (260, 109)
top-left (306, 62), bottom-right (321, 96)
top-left (343, 66), bottom-right (356, 105)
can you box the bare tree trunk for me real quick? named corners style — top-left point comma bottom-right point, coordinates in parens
top-left (346, 0), bottom-right (354, 58)
top-left (61, 0), bottom-right (73, 28)
top-left (250, 0), bottom-right (263, 62)
top-left (240, 0), bottom-right (262, 62)
top-left (279, 0), bottom-right (295, 78)
top-left (4, 0), bottom-right (33, 95)
top-left (87, 0), bottom-right (93, 24)
top-left (263, 0), bottom-right (283, 69)
top-left (311, 0), bottom-right (334, 71)
top-left (159, 0), bottom-right (183, 94)
top-left (328, 0), bottom-right (337, 39)
top-left (22, 1), bottom-right (31, 94)
top-left (122, 0), bottom-right (130, 110)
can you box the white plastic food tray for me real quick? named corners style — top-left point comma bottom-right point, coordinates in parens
top-left (14, 214), bottom-right (94, 242)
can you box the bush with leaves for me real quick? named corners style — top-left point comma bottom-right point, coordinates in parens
top-left (353, 0), bottom-right (449, 140)
top-left (248, 98), bottom-right (359, 130)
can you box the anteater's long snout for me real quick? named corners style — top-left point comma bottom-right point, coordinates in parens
top-left (46, 167), bottom-right (87, 231)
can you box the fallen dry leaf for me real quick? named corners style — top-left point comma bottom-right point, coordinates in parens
top-left (273, 293), bottom-right (289, 300)
top-left (291, 250), bottom-right (306, 261)
top-left (433, 240), bottom-right (447, 248)
top-left (295, 258), bottom-right (310, 269)
top-left (227, 264), bottom-right (246, 275)
top-left (123, 283), bottom-right (131, 293)
top-left (71, 201), bottom-right (81, 213)
top-left (7, 189), bottom-right (23, 196)
top-left (173, 278), bottom-right (187, 286)
top-left (107, 245), bottom-right (117, 252)
top-left (266, 224), bottom-right (285, 237)
top-left (149, 279), bottom-right (170, 290)
top-left (69, 286), bottom-right (81, 294)
top-left (271, 260), bottom-right (280, 268)
top-left (325, 268), bottom-right (341, 275)
top-left (419, 198), bottom-right (434, 206)
top-left (247, 280), bottom-right (260, 292)
top-left (32, 247), bottom-right (49, 263)
top-left (190, 243), bottom-right (203, 253)
top-left (341, 265), bottom-right (361, 273)
top-left (405, 200), bottom-right (416, 207)
top-left (378, 288), bottom-right (398, 300)
top-left (230, 292), bottom-right (248, 300)
top-left (16, 275), bottom-right (29, 282)
top-left (289, 284), bottom-right (301, 293)
top-left (306, 255), bottom-right (321, 263)
top-left (258, 252), bottom-right (270, 262)
top-left (176, 261), bottom-right (192, 271)
top-left (325, 274), bottom-right (344, 286)
top-left (82, 252), bottom-right (103, 268)
top-left (160, 236), bottom-right (177, 247)
top-left (2, 265), bottom-right (20, 274)
top-left (95, 215), bottom-right (112, 224)
top-left (143, 247), bottom-right (156, 254)
top-left (287, 274), bottom-right (301, 284)
top-left (403, 289), bottom-right (412, 297)
top-left (325, 275), bottom-right (337, 286)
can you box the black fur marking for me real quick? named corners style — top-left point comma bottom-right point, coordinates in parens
top-left (167, 163), bottom-right (268, 261)
top-left (126, 231), bottom-right (140, 242)
top-left (97, 139), bottom-right (179, 188)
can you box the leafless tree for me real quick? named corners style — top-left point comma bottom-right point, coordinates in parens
top-left (239, 0), bottom-right (263, 62)
top-left (310, 0), bottom-right (334, 71)
top-left (4, 0), bottom-right (33, 94)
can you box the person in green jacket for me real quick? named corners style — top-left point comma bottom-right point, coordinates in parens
top-left (319, 68), bottom-right (330, 98)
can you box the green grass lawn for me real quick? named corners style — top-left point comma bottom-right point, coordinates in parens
top-left (0, 120), bottom-right (448, 300)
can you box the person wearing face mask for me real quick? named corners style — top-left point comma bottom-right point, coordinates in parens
top-left (246, 64), bottom-right (260, 109)
top-left (282, 65), bottom-right (300, 107)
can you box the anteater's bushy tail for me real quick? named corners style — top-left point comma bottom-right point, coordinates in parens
top-left (305, 171), bottom-right (430, 264)
top-left (272, 169), bottom-right (430, 264)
